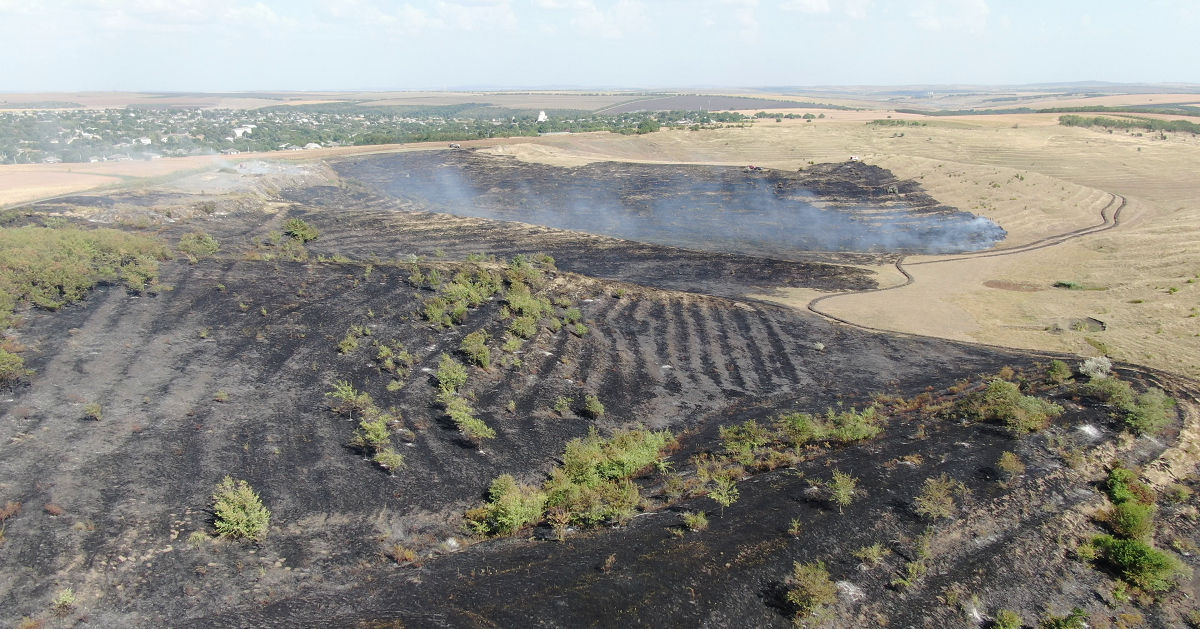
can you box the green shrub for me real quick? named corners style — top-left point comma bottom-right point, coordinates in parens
top-left (178, 231), bottom-right (220, 261)
top-left (83, 402), bottom-right (102, 421)
top-left (0, 349), bottom-right (30, 384)
top-left (562, 307), bottom-right (582, 324)
top-left (436, 353), bottom-right (468, 395)
top-left (997, 451), bottom-right (1025, 479)
top-left (1109, 500), bottom-right (1156, 539)
top-left (326, 380), bottom-right (373, 415)
top-left (572, 322), bottom-right (589, 336)
top-left (460, 330), bottom-right (491, 369)
top-left (465, 474), bottom-right (546, 536)
top-left (720, 419), bottom-right (770, 463)
top-left (282, 218), bottom-right (319, 242)
top-left (0, 225), bottom-right (167, 327)
top-left (774, 405), bottom-right (884, 447)
top-left (1079, 377), bottom-right (1135, 407)
top-left (994, 609), bottom-right (1022, 629)
top-left (914, 473), bottom-right (967, 520)
top-left (351, 416), bottom-right (391, 451)
top-left (967, 379), bottom-right (1063, 433)
top-left (553, 396), bottom-right (572, 415)
top-left (854, 543), bottom-right (887, 565)
top-left (786, 561), bottom-right (837, 620)
top-left (1093, 535), bottom-right (1188, 592)
top-left (827, 469), bottom-right (859, 510)
top-left (1046, 359), bottom-right (1073, 384)
top-left (337, 330), bottom-right (359, 354)
top-left (445, 396), bottom-right (496, 443)
top-left (372, 447), bottom-right (405, 473)
top-left (51, 587), bottom-right (76, 616)
top-left (1039, 608), bottom-right (1087, 629)
top-left (1124, 387), bottom-right (1176, 435)
top-left (681, 511), bottom-right (709, 531)
top-left (543, 427), bottom-right (673, 527)
top-left (581, 393), bottom-right (605, 419)
top-left (211, 476), bottom-right (270, 541)
top-left (508, 315), bottom-right (537, 339)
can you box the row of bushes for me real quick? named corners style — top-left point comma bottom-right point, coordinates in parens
top-left (465, 427), bottom-right (675, 536)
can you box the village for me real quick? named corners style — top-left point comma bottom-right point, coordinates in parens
top-left (0, 104), bottom-right (744, 165)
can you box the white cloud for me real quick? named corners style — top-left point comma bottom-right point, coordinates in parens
top-left (325, 0), bottom-right (517, 34)
top-left (780, 0), bottom-right (869, 19)
top-left (908, 0), bottom-right (989, 32)
top-left (780, 0), bottom-right (829, 13)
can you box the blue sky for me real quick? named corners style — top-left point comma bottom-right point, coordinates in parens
top-left (2, 0), bottom-right (1197, 91)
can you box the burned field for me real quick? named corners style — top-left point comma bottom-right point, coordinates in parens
top-left (335, 151), bottom-right (1006, 257)
top-left (0, 154), bottom-right (1197, 628)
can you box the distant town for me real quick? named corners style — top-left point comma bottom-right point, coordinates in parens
top-left (0, 105), bottom-right (756, 164)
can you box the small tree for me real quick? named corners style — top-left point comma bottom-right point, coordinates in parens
top-left (827, 469), bottom-right (859, 512)
top-left (211, 476), bottom-right (270, 541)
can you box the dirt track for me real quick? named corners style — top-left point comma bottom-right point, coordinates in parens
top-left (807, 192), bottom-right (1127, 339)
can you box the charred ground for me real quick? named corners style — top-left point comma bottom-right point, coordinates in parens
top-left (0, 154), bottom-right (1196, 628)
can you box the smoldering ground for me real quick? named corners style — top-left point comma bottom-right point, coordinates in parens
top-left (334, 151), bottom-right (1006, 257)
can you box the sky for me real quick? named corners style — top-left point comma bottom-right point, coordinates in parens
top-left (1, 0), bottom-right (1198, 92)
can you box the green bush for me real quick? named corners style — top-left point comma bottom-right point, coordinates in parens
top-left (1046, 359), bottom-right (1073, 384)
top-left (0, 348), bottom-right (30, 384)
top-left (1079, 377), bottom-right (1135, 408)
top-left (436, 353), bottom-right (468, 395)
top-left (1093, 535), bottom-right (1188, 592)
top-left (445, 396), bottom-right (496, 443)
top-left (681, 511), bottom-right (709, 531)
top-left (283, 218), bottom-right (319, 242)
top-left (326, 380), bottom-right (373, 416)
top-left (465, 474), bottom-right (546, 536)
top-left (581, 393), bottom-right (605, 419)
top-left (0, 226), bottom-right (167, 327)
top-left (774, 405), bottom-right (884, 447)
top-left (967, 379), bottom-right (1063, 433)
top-left (1039, 608), bottom-right (1087, 629)
top-left (178, 231), bottom-right (220, 260)
top-left (211, 476), bottom-right (270, 541)
top-left (1109, 500), bottom-right (1156, 539)
top-left (994, 609), bottom-right (1022, 629)
top-left (508, 315), bottom-right (537, 339)
top-left (372, 447), bottom-right (406, 473)
top-left (787, 561), bottom-right (837, 620)
top-left (460, 330), bottom-right (490, 369)
top-left (1125, 387), bottom-right (1176, 435)
top-left (543, 427), bottom-right (673, 527)
top-left (914, 473), bottom-right (967, 520)
top-left (827, 470), bottom-right (859, 510)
